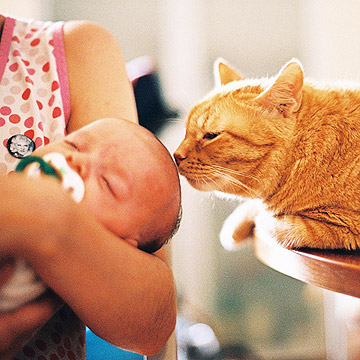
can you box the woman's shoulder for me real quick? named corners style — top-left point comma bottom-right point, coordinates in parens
top-left (62, 19), bottom-right (124, 83)
top-left (61, 20), bottom-right (136, 131)
top-left (63, 20), bottom-right (119, 50)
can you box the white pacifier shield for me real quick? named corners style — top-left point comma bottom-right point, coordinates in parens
top-left (43, 152), bottom-right (85, 203)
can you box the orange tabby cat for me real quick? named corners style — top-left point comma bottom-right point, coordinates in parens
top-left (174, 58), bottom-right (360, 250)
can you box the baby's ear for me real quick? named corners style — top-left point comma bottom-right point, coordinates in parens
top-left (124, 238), bottom-right (139, 248)
top-left (256, 59), bottom-right (304, 117)
top-left (214, 58), bottom-right (244, 86)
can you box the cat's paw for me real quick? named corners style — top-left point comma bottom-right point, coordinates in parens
top-left (253, 209), bottom-right (280, 245)
top-left (220, 199), bottom-right (264, 251)
top-left (254, 211), bottom-right (306, 249)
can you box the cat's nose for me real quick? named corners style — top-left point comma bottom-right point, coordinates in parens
top-left (174, 151), bottom-right (186, 166)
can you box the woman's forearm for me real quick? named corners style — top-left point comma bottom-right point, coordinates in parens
top-left (0, 175), bottom-right (176, 355)
top-left (32, 211), bottom-right (176, 354)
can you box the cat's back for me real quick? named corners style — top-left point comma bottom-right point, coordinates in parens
top-left (302, 79), bottom-right (360, 118)
top-left (279, 79), bottom-right (360, 210)
top-left (295, 79), bottom-right (360, 144)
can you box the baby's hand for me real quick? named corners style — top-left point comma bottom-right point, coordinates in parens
top-left (220, 199), bottom-right (264, 251)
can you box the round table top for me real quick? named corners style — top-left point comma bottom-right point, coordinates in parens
top-left (253, 235), bottom-right (360, 298)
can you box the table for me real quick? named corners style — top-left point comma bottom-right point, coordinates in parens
top-left (253, 236), bottom-right (360, 359)
top-left (253, 235), bottom-right (360, 298)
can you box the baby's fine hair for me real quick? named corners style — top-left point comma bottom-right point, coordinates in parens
top-left (137, 134), bottom-right (182, 254)
top-left (140, 204), bottom-right (182, 254)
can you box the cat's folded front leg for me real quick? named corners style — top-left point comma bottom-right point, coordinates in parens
top-left (254, 210), bottom-right (360, 250)
top-left (254, 210), bottom-right (304, 248)
top-left (220, 199), bottom-right (264, 250)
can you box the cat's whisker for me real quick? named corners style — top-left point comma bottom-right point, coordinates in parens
top-left (211, 167), bottom-right (260, 197)
top-left (212, 164), bottom-right (260, 183)
top-left (203, 172), bottom-right (222, 189)
top-left (211, 166), bottom-right (258, 190)
top-left (193, 172), bottom-right (218, 191)
top-left (214, 169), bottom-right (258, 195)
top-left (225, 175), bottom-right (257, 197)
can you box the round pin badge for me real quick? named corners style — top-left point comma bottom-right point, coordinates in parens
top-left (7, 134), bottom-right (36, 158)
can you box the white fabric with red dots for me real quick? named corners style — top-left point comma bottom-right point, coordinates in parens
top-left (14, 306), bottom-right (86, 360)
top-left (0, 17), bottom-right (85, 359)
top-left (0, 16), bottom-right (70, 174)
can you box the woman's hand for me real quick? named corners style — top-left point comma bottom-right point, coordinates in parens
top-left (0, 175), bottom-right (68, 359)
top-left (0, 292), bottom-right (62, 360)
top-left (0, 259), bottom-right (62, 360)
top-left (0, 259), bottom-right (14, 289)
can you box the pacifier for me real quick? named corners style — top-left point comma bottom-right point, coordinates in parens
top-left (16, 153), bottom-right (85, 203)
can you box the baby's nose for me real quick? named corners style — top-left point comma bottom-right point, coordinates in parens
top-left (66, 153), bottom-right (90, 179)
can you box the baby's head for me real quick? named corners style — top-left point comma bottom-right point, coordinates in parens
top-left (34, 118), bottom-right (181, 253)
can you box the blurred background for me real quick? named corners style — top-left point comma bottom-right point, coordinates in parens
top-left (3, 1), bottom-right (360, 359)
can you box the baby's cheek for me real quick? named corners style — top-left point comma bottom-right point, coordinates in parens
top-left (82, 192), bottom-right (115, 230)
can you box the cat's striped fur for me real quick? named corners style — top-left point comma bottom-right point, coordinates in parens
top-left (174, 59), bottom-right (360, 250)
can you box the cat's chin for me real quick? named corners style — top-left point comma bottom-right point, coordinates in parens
top-left (213, 190), bottom-right (239, 201)
top-left (185, 177), bottom-right (218, 192)
top-left (186, 178), bottom-right (214, 191)
top-left (185, 177), bottom-right (242, 196)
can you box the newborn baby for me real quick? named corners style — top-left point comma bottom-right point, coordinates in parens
top-left (0, 118), bottom-right (181, 312)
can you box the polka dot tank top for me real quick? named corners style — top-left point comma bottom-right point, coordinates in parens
top-left (0, 17), bottom-right (85, 359)
top-left (0, 16), bottom-right (70, 174)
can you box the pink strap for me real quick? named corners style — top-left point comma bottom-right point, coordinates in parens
top-left (0, 17), bottom-right (15, 84)
top-left (52, 22), bottom-right (71, 128)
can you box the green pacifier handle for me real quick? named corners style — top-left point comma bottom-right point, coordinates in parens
top-left (15, 156), bottom-right (61, 180)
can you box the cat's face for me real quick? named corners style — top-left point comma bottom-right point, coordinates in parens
top-left (174, 58), bottom-right (303, 198)
top-left (174, 89), bottom-right (277, 196)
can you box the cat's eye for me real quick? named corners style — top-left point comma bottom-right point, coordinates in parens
top-left (203, 132), bottom-right (220, 140)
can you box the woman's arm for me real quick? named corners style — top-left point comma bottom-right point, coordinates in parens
top-left (63, 21), bottom-right (138, 130)
top-left (0, 172), bottom-right (177, 355)
top-left (61, 21), bottom-right (177, 354)
top-left (35, 200), bottom-right (177, 355)
top-left (0, 20), bottom-right (177, 356)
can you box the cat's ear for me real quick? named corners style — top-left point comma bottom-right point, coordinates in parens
top-left (256, 59), bottom-right (304, 117)
top-left (214, 58), bottom-right (244, 86)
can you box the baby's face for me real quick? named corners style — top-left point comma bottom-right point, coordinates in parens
top-left (33, 118), bottom-right (180, 249)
